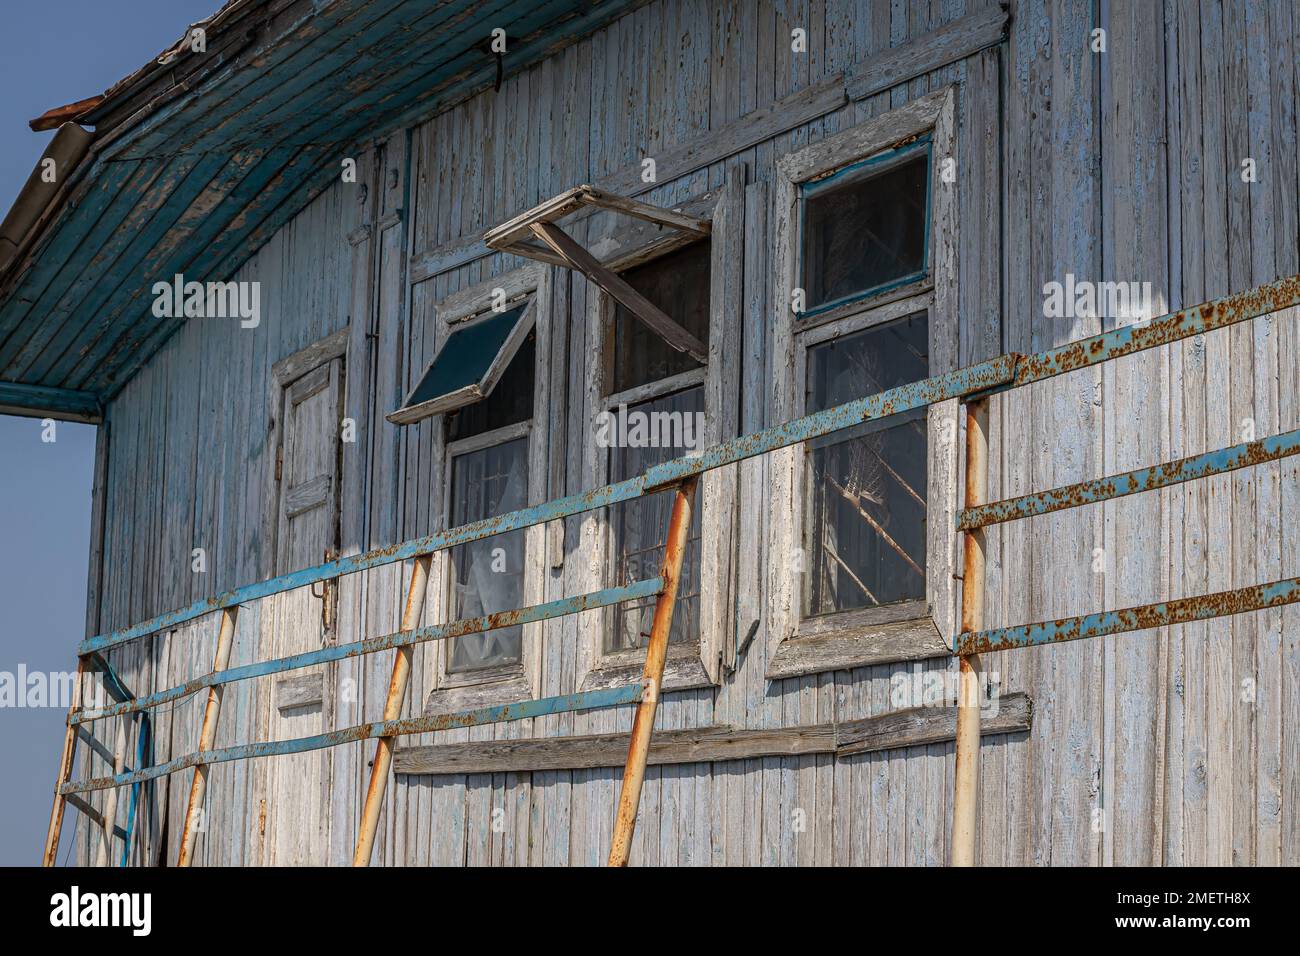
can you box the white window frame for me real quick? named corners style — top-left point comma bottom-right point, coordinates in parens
top-left (766, 86), bottom-right (961, 680)
top-left (423, 266), bottom-right (552, 713)
top-left (575, 176), bottom-right (745, 693)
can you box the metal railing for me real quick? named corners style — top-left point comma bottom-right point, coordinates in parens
top-left (43, 272), bottom-right (1300, 867)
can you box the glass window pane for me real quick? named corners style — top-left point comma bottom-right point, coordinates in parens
top-left (448, 437), bottom-right (528, 672)
top-left (799, 143), bottom-right (929, 314)
top-left (405, 304), bottom-right (528, 411)
top-left (804, 312), bottom-right (929, 616)
top-left (611, 241), bottom-right (711, 393)
top-left (606, 387), bottom-right (704, 651)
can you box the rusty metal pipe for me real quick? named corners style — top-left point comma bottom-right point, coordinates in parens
top-left (177, 606), bottom-right (238, 866)
top-left (953, 398), bottom-right (988, 866)
top-left (607, 476), bottom-right (698, 866)
top-left (353, 554), bottom-right (432, 867)
top-left (42, 658), bottom-right (86, 865)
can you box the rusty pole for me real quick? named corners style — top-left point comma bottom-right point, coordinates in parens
top-left (42, 658), bottom-right (87, 865)
top-left (353, 553), bottom-right (432, 866)
top-left (607, 476), bottom-right (698, 866)
top-left (953, 398), bottom-right (988, 866)
top-left (177, 606), bottom-right (239, 866)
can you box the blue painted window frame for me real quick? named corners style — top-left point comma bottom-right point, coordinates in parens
top-left (795, 134), bottom-right (933, 321)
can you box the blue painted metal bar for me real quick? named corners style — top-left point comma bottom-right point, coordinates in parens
top-left (959, 425), bottom-right (1300, 530)
top-left (118, 713), bottom-right (150, 867)
top-left (0, 382), bottom-right (101, 421)
top-left (73, 577), bottom-right (665, 724)
top-left (79, 354), bottom-right (1017, 656)
top-left (957, 576), bottom-right (1300, 655)
top-left (62, 684), bottom-right (642, 795)
top-left (1013, 274), bottom-right (1300, 385)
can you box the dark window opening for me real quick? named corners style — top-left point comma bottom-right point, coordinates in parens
top-left (610, 241), bottom-right (711, 393)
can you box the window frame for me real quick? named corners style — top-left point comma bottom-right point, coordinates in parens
top-left (422, 267), bottom-right (552, 713)
top-left (575, 176), bottom-right (745, 693)
top-left (767, 86), bottom-right (961, 680)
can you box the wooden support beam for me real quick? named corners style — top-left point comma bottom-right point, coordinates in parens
top-left (608, 477), bottom-right (698, 866)
top-left (176, 606), bottom-right (238, 866)
top-left (353, 554), bottom-right (432, 867)
top-left (42, 658), bottom-right (86, 865)
top-left (528, 221), bottom-right (708, 364)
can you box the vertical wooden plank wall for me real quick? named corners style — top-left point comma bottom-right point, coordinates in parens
top-left (77, 0), bottom-right (1300, 865)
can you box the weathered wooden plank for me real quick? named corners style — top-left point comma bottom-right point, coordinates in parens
top-left (407, 73), bottom-right (846, 280)
top-left (845, 3), bottom-right (1009, 102)
top-left (394, 692), bottom-right (1033, 774)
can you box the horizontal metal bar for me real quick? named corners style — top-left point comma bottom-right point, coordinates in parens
top-left (73, 577), bottom-right (665, 725)
top-left (643, 355), bottom-right (1017, 488)
top-left (959, 425), bottom-right (1300, 530)
top-left (62, 685), bottom-right (642, 796)
top-left (79, 355), bottom-right (1016, 657)
top-left (1014, 274), bottom-right (1300, 386)
top-left (957, 575), bottom-right (1300, 654)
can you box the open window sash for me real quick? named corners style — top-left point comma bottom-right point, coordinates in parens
top-left (387, 297), bottom-right (536, 425)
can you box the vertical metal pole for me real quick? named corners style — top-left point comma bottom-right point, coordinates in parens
top-left (353, 553), bottom-right (432, 867)
top-left (95, 713), bottom-right (129, 866)
top-left (607, 476), bottom-right (698, 867)
top-left (177, 605), bottom-right (239, 866)
top-left (42, 658), bottom-right (86, 866)
top-left (953, 398), bottom-right (988, 866)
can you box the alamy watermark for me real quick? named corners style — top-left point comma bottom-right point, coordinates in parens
top-left (594, 403), bottom-right (706, 451)
top-left (890, 668), bottom-right (1002, 716)
top-left (1042, 273), bottom-right (1159, 325)
top-left (0, 665), bottom-right (96, 709)
top-left (151, 274), bottom-right (260, 328)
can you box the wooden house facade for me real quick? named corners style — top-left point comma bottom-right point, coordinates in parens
top-left (4, 0), bottom-right (1298, 866)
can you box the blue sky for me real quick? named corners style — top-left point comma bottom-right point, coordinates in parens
top-left (0, 0), bottom-right (220, 866)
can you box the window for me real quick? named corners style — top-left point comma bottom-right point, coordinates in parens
top-left (572, 179), bottom-right (745, 691)
top-left (767, 87), bottom-right (958, 679)
top-left (444, 331), bottom-right (535, 672)
top-left (608, 387), bottom-right (704, 651)
top-left (804, 313), bottom-right (928, 616)
top-left (388, 300), bottom-right (534, 425)
top-left (610, 241), bottom-right (711, 392)
top-left (604, 242), bottom-right (709, 654)
top-left (799, 138), bottom-right (931, 316)
top-left (414, 268), bottom-right (553, 711)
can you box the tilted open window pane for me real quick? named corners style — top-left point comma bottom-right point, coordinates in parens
top-left (611, 241), bottom-right (711, 394)
top-left (799, 138), bottom-right (930, 317)
top-left (387, 300), bottom-right (534, 425)
top-left (448, 437), bottom-right (528, 672)
top-left (606, 387), bottom-right (704, 651)
top-left (804, 312), bottom-right (929, 616)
